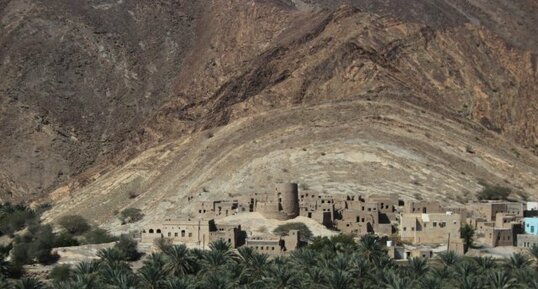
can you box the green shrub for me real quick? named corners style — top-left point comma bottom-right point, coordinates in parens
top-left (10, 243), bottom-right (31, 266)
top-left (273, 222), bottom-right (313, 241)
top-left (49, 264), bottom-right (72, 282)
top-left (0, 204), bottom-right (37, 236)
top-left (57, 215), bottom-right (90, 235)
top-left (477, 183), bottom-right (511, 200)
top-left (308, 234), bottom-right (358, 252)
top-left (83, 228), bottom-right (118, 244)
top-left (119, 208), bottom-right (144, 224)
top-left (114, 235), bottom-right (140, 261)
top-left (54, 232), bottom-right (80, 247)
top-left (11, 225), bottom-right (60, 265)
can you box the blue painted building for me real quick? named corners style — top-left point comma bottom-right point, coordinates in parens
top-left (524, 217), bottom-right (538, 235)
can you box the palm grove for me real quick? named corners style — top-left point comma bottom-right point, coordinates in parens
top-left (0, 234), bottom-right (537, 288)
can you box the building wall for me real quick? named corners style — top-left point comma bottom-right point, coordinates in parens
top-left (403, 201), bottom-right (444, 214)
top-left (524, 217), bottom-right (538, 235)
top-left (517, 234), bottom-right (538, 248)
top-left (484, 227), bottom-right (514, 247)
top-left (141, 219), bottom-right (244, 248)
top-left (527, 202), bottom-right (538, 211)
top-left (244, 230), bottom-right (301, 255)
top-left (367, 195), bottom-right (398, 214)
top-left (141, 219), bottom-right (211, 247)
top-left (299, 192), bottom-right (335, 226)
top-left (478, 203), bottom-right (507, 222)
top-left (388, 246), bottom-right (433, 260)
top-left (276, 183), bottom-right (300, 219)
top-left (495, 213), bottom-right (523, 229)
top-left (447, 238), bottom-right (466, 255)
top-left (255, 183), bottom-right (300, 220)
top-left (400, 213), bottom-right (461, 244)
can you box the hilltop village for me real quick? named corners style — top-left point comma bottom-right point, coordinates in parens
top-left (140, 183), bottom-right (538, 259)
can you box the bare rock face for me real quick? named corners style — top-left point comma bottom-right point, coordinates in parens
top-left (0, 0), bottom-right (537, 206)
top-left (0, 0), bottom-right (200, 198)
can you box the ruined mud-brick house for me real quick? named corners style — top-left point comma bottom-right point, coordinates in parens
top-left (298, 191), bottom-right (335, 227)
top-left (141, 218), bottom-right (245, 248)
top-left (243, 230), bottom-right (302, 255)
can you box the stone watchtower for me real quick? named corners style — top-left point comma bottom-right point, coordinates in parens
top-left (275, 183), bottom-right (300, 219)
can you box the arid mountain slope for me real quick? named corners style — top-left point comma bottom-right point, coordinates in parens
top-left (0, 0), bottom-right (200, 198)
top-left (0, 0), bottom-right (537, 209)
top-left (43, 100), bottom-right (538, 230)
top-left (148, 4), bottom-right (537, 156)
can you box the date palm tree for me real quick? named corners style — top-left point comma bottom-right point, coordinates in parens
top-left (196, 272), bottom-right (237, 289)
top-left (489, 271), bottom-right (516, 289)
top-left (438, 251), bottom-right (459, 267)
top-left (264, 264), bottom-right (302, 289)
top-left (162, 277), bottom-right (195, 289)
top-left (418, 275), bottom-right (443, 289)
top-left (14, 277), bottom-right (47, 289)
top-left (0, 277), bottom-right (10, 289)
top-left (407, 257), bottom-right (429, 277)
top-left (237, 248), bottom-right (270, 284)
top-left (97, 248), bottom-right (124, 264)
top-left (200, 249), bottom-right (234, 274)
top-left (529, 244), bottom-right (538, 269)
top-left (357, 234), bottom-right (385, 262)
top-left (382, 270), bottom-right (415, 289)
top-left (458, 276), bottom-right (484, 289)
top-left (321, 269), bottom-right (355, 289)
top-left (454, 261), bottom-right (478, 279)
top-left (505, 253), bottom-right (532, 271)
top-left (55, 274), bottom-right (99, 289)
top-left (138, 262), bottom-right (166, 289)
top-left (74, 260), bottom-right (100, 275)
top-left (473, 256), bottom-right (497, 271)
top-left (162, 244), bottom-right (195, 276)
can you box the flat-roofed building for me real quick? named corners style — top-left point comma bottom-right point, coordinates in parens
top-left (400, 212), bottom-right (461, 244)
top-left (524, 217), bottom-right (538, 235)
top-left (141, 218), bottom-right (244, 248)
top-left (484, 227), bottom-right (514, 247)
top-left (517, 234), bottom-right (538, 248)
top-left (244, 230), bottom-right (301, 255)
top-left (403, 201), bottom-right (444, 214)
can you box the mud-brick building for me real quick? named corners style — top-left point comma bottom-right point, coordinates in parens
top-left (298, 191), bottom-right (335, 226)
top-left (367, 194), bottom-right (399, 222)
top-left (244, 230), bottom-right (301, 255)
top-left (387, 245), bottom-right (433, 260)
top-left (141, 219), bottom-right (244, 248)
top-left (400, 212), bottom-right (461, 244)
top-left (403, 201), bottom-right (444, 214)
top-left (484, 227), bottom-right (514, 247)
top-left (495, 213), bottom-right (523, 229)
top-left (195, 200), bottom-right (242, 217)
top-left (367, 194), bottom-right (399, 214)
top-left (335, 206), bottom-right (392, 236)
top-left (517, 234), bottom-right (538, 248)
top-left (476, 201), bottom-right (524, 222)
top-left (254, 183), bottom-right (300, 221)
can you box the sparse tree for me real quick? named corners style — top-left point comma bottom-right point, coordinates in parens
top-left (460, 224), bottom-right (475, 252)
top-left (119, 208), bottom-right (144, 225)
top-left (57, 215), bottom-right (90, 235)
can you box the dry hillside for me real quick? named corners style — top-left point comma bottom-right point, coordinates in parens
top-left (0, 0), bottom-right (537, 228)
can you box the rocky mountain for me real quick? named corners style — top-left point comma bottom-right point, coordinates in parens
top-left (0, 0), bottom-right (537, 225)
